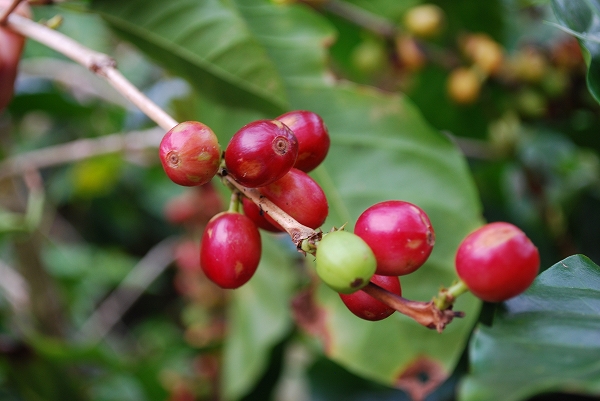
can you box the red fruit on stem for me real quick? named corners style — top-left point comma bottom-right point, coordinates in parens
top-left (0, 0), bottom-right (30, 112)
top-left (224, 119), bottom-right (298, 187)
top-left (276, 110), bottom-right (330, 172)
top-left (200, 212), bottom-right (262, 289)
top-left (159, 121), bottom-right (221, 187)
top-left (354, 200), bottom-right (435, 276)
top-left (252, 168), bottom-right (328, 231)
top-left (455, 222), bottom-right (540, 302)
top-left (339, 274), bottom-right (401, 321)
top-left (241, 197), bottom-right (282, 233)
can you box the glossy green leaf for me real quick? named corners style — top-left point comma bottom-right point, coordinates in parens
top-left (89, 0), bottom-right (289, 114)
top-left (223, 234), bottom-right (296, 400)
top-left (459, 254), bottom-right (600, 401)
top-left (552, 0), bottom-right (600, 103)
top-left (86, 0), bottom-right (483, 397)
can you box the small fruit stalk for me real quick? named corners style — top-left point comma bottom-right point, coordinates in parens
top-left (159, 121), bottom-right (221, 186)
top-left (0, 0), bottom-right (30, 112)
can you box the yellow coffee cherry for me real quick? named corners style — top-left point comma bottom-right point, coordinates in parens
top-left (461, 33), bottom-right (504, 76)
top-left (403, 4), bottom-right (445, 38)
top-left (447, 67), bottom-right (482, 105)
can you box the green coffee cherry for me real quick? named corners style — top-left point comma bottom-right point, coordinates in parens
top-left (315, 230), bottom-right (377, 294)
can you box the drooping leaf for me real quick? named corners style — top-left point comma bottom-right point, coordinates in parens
top-left (459, 254), bottom-right (600, 401)
top-left (89, 0), bottom-right (289, 115)
top-left (223, 234), bottom-right (296, 400)
top-left (552, 0), bottom-right (600, 103)
top-left (86, 0), bottom-right (484, 398)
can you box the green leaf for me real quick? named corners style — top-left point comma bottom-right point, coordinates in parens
top-left (89, 0), bottom-right (289, 115)
top-left (459, 255), bottom-right (600, 401)
top-left (552, 0), bottom-right (600, 103)
top-left (223, 234), bottom-right (296, 400)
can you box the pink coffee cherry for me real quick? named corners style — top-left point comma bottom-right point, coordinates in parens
top-left (455, 222), bottom-right (540, 302)
top-left (159, 121), bottom-right (221, 187)
top-left (276, 110), bottom-right (330, 172)
top-left (200, 212), bottom-right (262, 289)
top-left (224, 119), bottom-right (298, 188)
top-left (354, 200), bottom-right (435, 276)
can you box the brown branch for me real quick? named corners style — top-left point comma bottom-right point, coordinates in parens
top-left (0, 127), bottom-right (164, 179)
top-left (319, 0), bottom-right (397, 38)
top-left (2, 10), bottom-right (177, 131)
top-left (222, 173), bottom-right (319, 247)
top-left (362, 283), bottom-right (464, 333)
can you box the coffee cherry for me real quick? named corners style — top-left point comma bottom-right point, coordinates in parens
top-left (316, 230), bottom-right (376, 294)
top-left (339, 274), bottom-right (401, 321)
top-left (174, 239), bottom-right (200, 273)
top-left (200, 212), bottom-right (262, 289)
top-left (455, 222), bottom-right (540, 302)
top-left (254, 168), bottom-right (328, 231)
top-left (159, 121), bottom-right (221, 187)
top-left (276, 110), bottom-right (330, 172)
top-left (225, 119), bottom-right (298, 188)
top-left (0, 0), bottom-right (30, 111)
top-left (403, 4), bottom-right (445, 38)
top-left (461, 33), bottom-right (504, 76)
top-left (447, 67), bottom-right (481, 105)
top-left (354, 200), bottom-right (435, 276)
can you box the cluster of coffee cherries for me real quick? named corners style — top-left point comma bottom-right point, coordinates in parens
top-left (159, 110), bottom-right (330, 288)
top-left (159, 110), bottom-right (541, 326)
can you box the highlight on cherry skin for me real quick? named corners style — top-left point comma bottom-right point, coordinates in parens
top-left (224, 119), bottom-right (298, 188)
top-left (315, 230), bottom-right (377, 294)
top-left (339, 274), bottom-right (401, 321)
top-left (276, 110), bottom-right (330, 173)
top-left (199, 211), bottom-right (262, 289)
top-left (354, 200), bottom-right (435, 276)
top-left (159, 121), bottom-right (221, 187)
top-left (455, 221), bottom-right (540, 302)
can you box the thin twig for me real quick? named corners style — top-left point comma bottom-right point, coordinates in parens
top-left (321, 0), bottom-right (397, 38)
top-left (77, 237), bottom-right (178, 344)
top-left (222, 173), bottom-right (319, 247)
top-left (0, 127), bottom-right (164, 180)
top-left (2, 10), bottom-right (177, 131)
top-left (0, 259), bottom-right (30, 313)
top-left (0, 0), bottom-right (24, 25)
top-left (362, 283), bottom-right (464, 333)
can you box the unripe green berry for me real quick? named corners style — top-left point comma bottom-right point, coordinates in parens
top-left (315, 231), bottom-right (377, 294)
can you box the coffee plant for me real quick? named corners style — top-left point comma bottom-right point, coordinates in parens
top-left (0, 0), bottom-right (599, 401)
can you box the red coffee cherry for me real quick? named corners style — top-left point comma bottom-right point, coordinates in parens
top-left (200, 212), bottom-right (262, 289)
top-left (276, 110), bottom-right (330, 172)
top-left (455, 222), bottom-right (540, 302)
top-left (224, 119), bottom-right (298, 187)
top-left (354, 200), bottom-right (435, 276)
top-left (339, 274), bottom-right (401, 321)
top-left (253, 168), bottom-right (328, 231)
top-left (159, 121), bottom-right (221, 187)
top-left (174, 239), bottom-right (200, 273)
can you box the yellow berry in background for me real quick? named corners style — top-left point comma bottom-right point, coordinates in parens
top-left (461, 33), bottom-right (504, 76)
top-left (447, 67), bottom-right (482, 105)
top-left (403, 4), bottom-right (445, 38)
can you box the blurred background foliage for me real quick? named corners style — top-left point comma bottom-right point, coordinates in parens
top-left (0, 0), bottom-right (599, 400)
